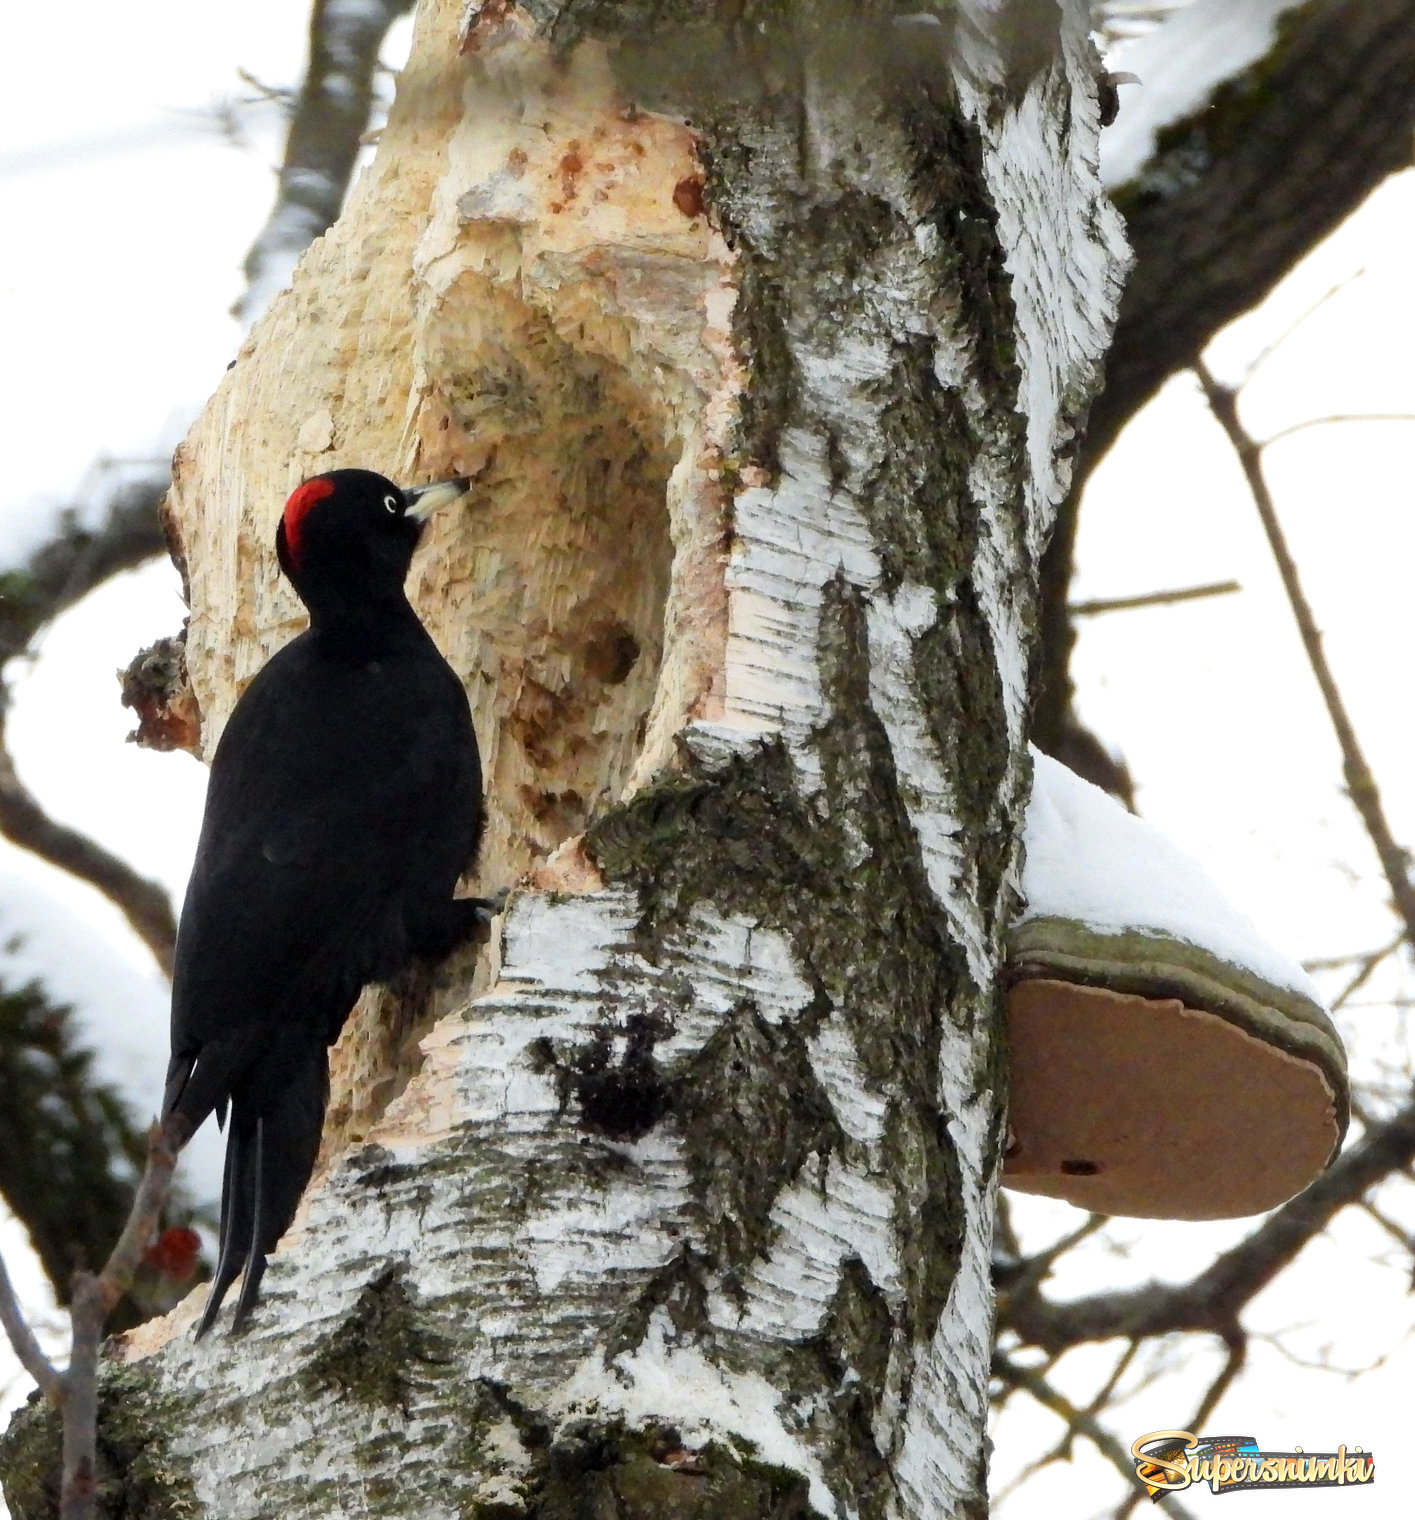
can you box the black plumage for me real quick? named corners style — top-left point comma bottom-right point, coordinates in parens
top-left (163, 468), bottom-right (489, 1337)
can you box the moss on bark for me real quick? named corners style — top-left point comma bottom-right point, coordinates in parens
top-left (302, 1263), bottom-right (452, 1415)
top-left (587, 576), bottom-right (975, 1352)
top-left (465, 1414), bottom-right (822, 1520)
top-left (0, 1364), bottom-right (199, 1520)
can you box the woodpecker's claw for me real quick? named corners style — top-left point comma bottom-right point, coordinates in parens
top-left (473, 886), bottom-right (510, 924)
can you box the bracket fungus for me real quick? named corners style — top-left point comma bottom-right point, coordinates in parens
top-left (1004, 751), bottom-right (1347, 1220)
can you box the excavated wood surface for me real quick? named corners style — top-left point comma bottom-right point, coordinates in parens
top-left (167, 0), bottom-right (738, 1146)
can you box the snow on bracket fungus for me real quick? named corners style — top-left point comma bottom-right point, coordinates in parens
top-left (1003, 750), bottom-right (1348, 1220)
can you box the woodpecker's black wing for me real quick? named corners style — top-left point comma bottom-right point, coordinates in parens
top-left (166, 625), bottom-right (482, 1333)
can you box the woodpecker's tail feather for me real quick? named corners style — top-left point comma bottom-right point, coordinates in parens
top-left (195, 1045), bottom-right (330, 1339)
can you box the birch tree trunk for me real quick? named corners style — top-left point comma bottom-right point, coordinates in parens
top-left (0, 2), bottom-right (1123, 1515)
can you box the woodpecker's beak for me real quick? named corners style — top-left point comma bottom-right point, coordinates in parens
top-left (404, 477), bottom-right (470, 522)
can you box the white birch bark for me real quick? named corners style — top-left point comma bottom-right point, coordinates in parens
top-left (0, 2), bottom-right (1124, 1516)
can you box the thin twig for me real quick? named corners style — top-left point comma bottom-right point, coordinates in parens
top-left (1088, 1338), bottom-right (1141, 1420)
top-left (1302, 935), bottom-right (1404, 973)
top-left (1261, 413), bottom-right (1415, 451)
top-left (1002, 1088), bottom-right (1415, 1354)
top-left (57, 1120), bottom-right (177, 1520)
top-left (1069, 580), bottom-right (1241, 616)
top-left (1330, 935), bottom-right (1404, 1012)
top-left (1358, 1197), bottom-right (1414, 1256)
top-left (0, 1248), bottom-right (62, 1407)
top-left (1187, 1334), bottom-right (1246, 1437)
top-left (1250, 1323), bottom-right (1402, 1379)
top-left (1113, 1334), bottom-right (1247, 1520)
top-left (996, 1212), bottom-right (1108, 1305)
top-left (1196, 359), bottom-right (1415, 946)
top-left (992, 1350), bottom-right (1199, 1520)
top-left (1239, 268), bottom-right (1365, 386)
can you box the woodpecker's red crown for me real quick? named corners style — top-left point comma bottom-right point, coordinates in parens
top-left (274, 469), bottom-right (468, 612)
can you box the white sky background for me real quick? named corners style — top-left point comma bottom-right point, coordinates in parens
top-left (0, 0), bottom-right (1412, 1513)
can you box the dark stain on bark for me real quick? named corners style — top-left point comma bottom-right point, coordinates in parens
top-left (803, 1257), bottom-right (895, 1517)
top-left (606, 1244), bottom-right (714, 1362)
top-left (673, 1003), bottom-right (845, 1287)
top-left (303, 1263), bottom-right (450, 1415)
top-left (460, 1397), bottom-right (823, 1519)
top-left (568, 1009), bottom-right (675, 1141)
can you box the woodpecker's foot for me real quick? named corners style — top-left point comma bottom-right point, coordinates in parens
top-left (415, 889), bottom-right (509, 961)
top-left (471, 886), bottom-right (510, 923)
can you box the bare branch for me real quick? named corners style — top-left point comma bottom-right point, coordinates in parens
top-left (1069, 580), bottom-right (1241, 616)
top-left (1329, 935), bottom-right (1404, 1012)
top-left (59, 1121), bottom-right (177, 1520)
top-left (996, 1212), bottom-right (1108, 1305)
top-left (1359, 1196), bottom-right (1415, 1258)
top-left (0, 1118), bottom-right (181, 1517)
top-left (1302, 936), bottom-right (1403, 973)
top-left (1261, 413), bottom-right (1415, 451)
top-left (236, 0), bottom-right (415, 324)
top-left (1239, 269), bottom-right (1366, 387)
top-left (0, 1248), bottom-right (62, 1408)
top-left (94, 1121), bottom-right (181, 1311)
top-left (1088, 1337), bottom-right (1140, 1418)
top-left (1096, 0), bottom-right (1415, 467)
top-left (1035, 0), bottom-right (1415, 776)
top-left (0, 976), bottom-right (174, 1316)
top-left (1189, 1333), bottom-right (1247, 1431)
top-left (0, 469), bottom-right (178, 972)
top-left (0, 734), bottom-right (175, 975)
top-left (992, 1350), bottom-right (1199, 1520)
top-left (59, 1277), bottom-right (101, 1520)
top-left (1196, 360), bottom-right (1415, 946)
top-left (1111, 1333), bottom-right (1247, 1520)
top-left (1003, 1090), bottom-right (1415, 1355)
top-left (0, 471), bottom-right (171, 658)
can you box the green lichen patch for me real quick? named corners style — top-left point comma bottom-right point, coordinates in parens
top-left (860, 334), bottom-right (978, 595)
top-left (899, 93), bottom-right (1023, 412)
top-left (0, 1364), bottom-right (199, 1520)
top-left (800, 1258), bottom-right (895, 1519)
top-left (673, 1003), bottom-right (845, 1282)
top-left (818, 1257), bottom-right (893, 1416)
top-left (884, 1098), bottom-right (964, 1344)
top-left (302, 1264), bottom-right (450, 1415)
top-left (457, 1378), bottom-right (551, 1518)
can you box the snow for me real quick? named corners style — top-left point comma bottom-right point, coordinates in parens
top-left (1019, 748), bottom-right (1323, 1000)
top-left (1100, 0), bottom-right (1309, 187)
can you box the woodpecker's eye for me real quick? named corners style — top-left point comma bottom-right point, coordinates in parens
top-left (383, 494), bottom-right (400, 514)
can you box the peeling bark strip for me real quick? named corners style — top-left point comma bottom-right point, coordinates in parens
top-left (21, 1), bottom-right (1124, 1516)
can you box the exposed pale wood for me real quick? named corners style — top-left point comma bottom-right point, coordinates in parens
top-left (169, 0), bottom-right (738, 1144)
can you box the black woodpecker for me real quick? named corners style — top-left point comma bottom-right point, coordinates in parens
top-left (163, 468), bottom-right (492, 1337)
